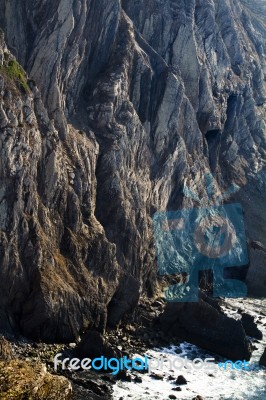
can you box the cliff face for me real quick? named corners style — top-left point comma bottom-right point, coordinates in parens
top-left (0, 0), bottom-right (265, 342)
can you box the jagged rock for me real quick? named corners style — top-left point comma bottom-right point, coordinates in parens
top-left (159, 299), bottom-right (252, 360)
top-left (259, 348), bottom-right (266, 367)
top-left (0, 337), bottom-right (13, 361)
top-left (134, 376), bottom-right (142, 383)
top-left (151, 301), bottom-right (162, 308)
top-left (0, 34), bottom-right (120, 342)
top-left (241, 313), bottom-right (263, 339)
top-left (0, 102), bottom-right (8, 128)
top-left (175, 375), bottom-right (187, 385)
top-left (150, 372), bottom-right (164, 380)
top-left (76, 331), bottom-right (105, 359)
top-left (172, 387), bottom-right (182, 391)
top-left (0, 359), bottom-right (72, 399)
top-left (115, 370), bottom-right (132, 382)
top-left (76, 330), bottom-right (121, 360)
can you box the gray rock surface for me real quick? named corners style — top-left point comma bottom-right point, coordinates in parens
top-left (0, 32), bottom-right (120, 342)
top-left (0, 0), bottom-right (265, 342)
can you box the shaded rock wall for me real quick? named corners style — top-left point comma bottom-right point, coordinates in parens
top-left (0, 32), bottom-right (120, 341)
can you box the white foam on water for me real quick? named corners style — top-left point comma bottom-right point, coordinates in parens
top-left (112, 299), bottom-right (266, 400)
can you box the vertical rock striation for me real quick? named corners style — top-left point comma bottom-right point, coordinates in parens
top-left (0, 0), bottom-right (265, 341)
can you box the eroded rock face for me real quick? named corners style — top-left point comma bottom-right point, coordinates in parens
top-left (0, 33), bottom-right (120, 342)
top-left (0, 0), bottom-right (265, 342)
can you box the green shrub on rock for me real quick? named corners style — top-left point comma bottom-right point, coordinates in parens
top-left (0, 59), bottom-right (30, 93)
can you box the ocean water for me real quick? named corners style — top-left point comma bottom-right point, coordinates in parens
top-left (113, 298), bottom-right (266, 400)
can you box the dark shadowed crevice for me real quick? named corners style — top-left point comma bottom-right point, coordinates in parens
top-left (205, 129), bottom-right (222, 173)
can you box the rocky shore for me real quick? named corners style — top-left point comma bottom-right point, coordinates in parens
top-left (0, 295), bottom-right (265, 399)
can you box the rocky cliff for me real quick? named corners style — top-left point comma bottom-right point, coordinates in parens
top-left (0, 0), bottom-right (265, 342)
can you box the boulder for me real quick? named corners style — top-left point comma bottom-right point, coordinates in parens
top-left (241, 313), bottom-right (263, 339)
top-left (76, 330), bottom-right (122, 360)
top-left (168, 375), bottom-right (175, 380)
top-left (115, 370), bottom-right (132, 382)
top-left (159, 299), bottom-right (252, 360)
top-left (150, 372), bottom-right (164, 380)
top-left (175, 375), bottom-right (187, 385)
top-left (76, 331), bottom-right (105, 359)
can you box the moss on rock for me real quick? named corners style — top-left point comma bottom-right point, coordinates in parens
top-left (0, 59), bottom-right (30, 93)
